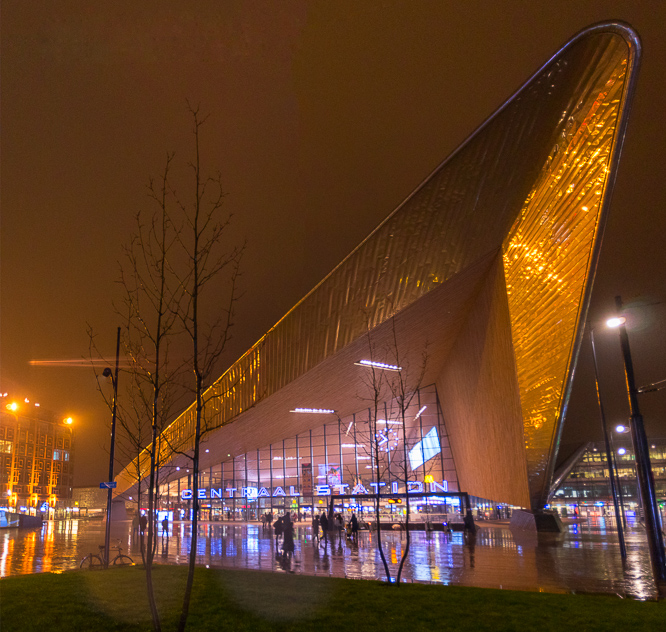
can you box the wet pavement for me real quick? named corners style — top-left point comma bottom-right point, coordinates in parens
top-left (0, 517), bottom-right (658, 600)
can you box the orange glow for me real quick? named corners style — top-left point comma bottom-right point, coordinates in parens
top-left (5, 402), bottom-right (18, 412)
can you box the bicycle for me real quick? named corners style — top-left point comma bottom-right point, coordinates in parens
top-left (80, 539), bottom-right (134, 569)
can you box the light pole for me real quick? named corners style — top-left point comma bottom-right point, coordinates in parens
top-left (609, 296), bottom-right (666, 592)
top-left (103, 327), bottom-right (121, 568)
top-left (589, 329), bottom-right (626, 560)
top-left (612, 425), bottom-right (629, 529)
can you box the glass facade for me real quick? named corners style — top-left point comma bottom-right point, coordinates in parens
top-left (157, 385), bottom-right (461, 521)
top-left (550, 440), bottom-right (666, 525)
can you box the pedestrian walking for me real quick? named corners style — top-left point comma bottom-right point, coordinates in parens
top-left (282, 512), bottom-right (295, 557)
top-left (350, 512), bottom-right (359, 542)
top-left (319, 511), bottom-right (329, 543)
top-left (312, 513), bottom-right (320, 542)
top-left (161, 516), bottom-right (168, 536)
top-left (274, 515), bottom-right (284, 546)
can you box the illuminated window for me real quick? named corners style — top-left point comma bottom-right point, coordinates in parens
top-left (0, 439), bottom-right (12, 454)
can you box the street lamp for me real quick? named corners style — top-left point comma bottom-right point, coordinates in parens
top-left (102, 327), bottom-right (121, 568)
top-left (608, 296), bottom-right (666, 592)
top-left (589, 329), bottom-right (626, 559)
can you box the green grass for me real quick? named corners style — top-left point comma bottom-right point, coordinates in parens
top-left (1, 565), bottom-right (664, 631)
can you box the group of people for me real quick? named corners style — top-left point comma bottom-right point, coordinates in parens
top-left (313, 511), bottom-right (359, 543)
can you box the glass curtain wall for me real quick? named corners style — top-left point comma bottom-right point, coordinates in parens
top-left (160, 385), bottom-right (459, 521)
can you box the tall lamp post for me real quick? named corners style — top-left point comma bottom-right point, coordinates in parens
top-left (608, 296), bottom-right (666, 591)
top-left (102, 327), bottom-right (121, 568)
top-left (589, 329), bottom-right (626, 560)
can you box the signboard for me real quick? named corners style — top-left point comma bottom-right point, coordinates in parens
top-left (301, 463), bottom-right (313, 496)
top-left (100, 481), bottom-right (117, 489)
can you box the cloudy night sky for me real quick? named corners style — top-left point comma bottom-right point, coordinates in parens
top-left (2, 1), bottom-right (665, 487)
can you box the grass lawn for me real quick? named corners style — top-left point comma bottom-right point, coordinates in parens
top-left (1, 565), bottom-right (664, 631)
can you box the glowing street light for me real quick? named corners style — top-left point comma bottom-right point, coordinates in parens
top-left (64, 417), bottom-right (74, 425)
top-left (609, 296), bottom-right (666, 591)
top-left (6, 402), bottom-right (18, 412)
top-left (617, 447), bottom-right (627, 456)
top-left (615, 424), bottom-right (629, 434)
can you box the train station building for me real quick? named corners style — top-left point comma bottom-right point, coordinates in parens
top-left (114, 23), bottom-right (640, 522)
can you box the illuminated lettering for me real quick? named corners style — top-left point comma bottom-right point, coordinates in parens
top-left (370, 482), bottom-right (386, 493)
top-left (272, 486), bottom-right (286, 497)
top-left (429, 480), bottom-right (448, 493)
top-left (392, 482), bottom-right (398, 493)
top-left (334, 484), bottom-right (349, 494)
top-left (211, 488), bottom-right (223, 499)
top-left (258, 487), bottom-right (270, 497)
top-left (289, 485), bottom-right (300, 496)
top-left (242, 487), bottom-right (258, 499)
top-left (198, 489), bottom-right (207, 499)
top-left (407, 481), bottom-right (423, 493)
top-left (316, 485), bottom-right (331, 496)
top-left (225, 487), bottom-right (236, 498)
top-left (181, 489), bottom-right (193, 500)
top-left (352, 483), bottom-right (369, 495)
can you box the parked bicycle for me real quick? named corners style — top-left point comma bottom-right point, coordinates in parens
top-left (80, 539), bottom-right (134, 569)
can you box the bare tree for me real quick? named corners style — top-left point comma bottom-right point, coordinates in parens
top-left (355, 329), bottom-right (393, 583)
top-left (110, 151), bottom-right (184, 632)
top-left (384, 321), bottom-right (428, 585)
top-left (169, 105), bottom-right (245, 632)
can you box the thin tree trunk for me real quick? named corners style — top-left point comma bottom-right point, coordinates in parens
top-left (371, 408), bottom-right (392, 583)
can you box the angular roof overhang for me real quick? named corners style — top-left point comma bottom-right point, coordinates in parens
top-left (115, 22), bottom-right (641, 510)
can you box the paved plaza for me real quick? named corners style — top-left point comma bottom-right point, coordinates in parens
top-left (0, 517), bottom-right (658, 600)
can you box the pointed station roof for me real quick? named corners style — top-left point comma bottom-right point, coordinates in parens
top-left (116, 22), bottom-right (640, 510)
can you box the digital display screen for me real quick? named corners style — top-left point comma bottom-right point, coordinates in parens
top-left (408, 426), bottom-right (441, 471)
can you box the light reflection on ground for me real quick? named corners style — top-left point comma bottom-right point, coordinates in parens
top-left (0, 517), bottom-right (658, 599)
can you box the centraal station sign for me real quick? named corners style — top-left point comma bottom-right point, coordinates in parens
top-left (180, 480), bottom-right (450, 500)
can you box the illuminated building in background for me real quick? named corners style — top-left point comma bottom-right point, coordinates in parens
top-left (0, 397), bottom-right (74, 512)
top-left (115, 22), bottom-right (640, 514)
top-left (550, 440), bottom-right (666, 524)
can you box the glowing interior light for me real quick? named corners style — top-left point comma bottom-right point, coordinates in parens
top-left (355, 360), bottom-right (402, 371)
top-left (35, 403), bottom-right (40, 407)
top-left (615, 424), bottom-right (626, 433)
top-left (290, 408), bottom-right (336, 414)
top-left (176, 467), bottom-right (180, 471)
top-left (341, 444), bottom-right (365, 448)
top-left (345, 421), bottom-right (354, 436)
top-left (376, 419), bottom-right (402, 425)
top-left (414, 406), bottom-right (427, 420)
top-left (24, 398), bottom-right (30, 403)
top-left (6, 402), bottom-right (18, 412)
top-left (205, 449), bottom-right (209, 453)
top-left (606, 317), bottom-right (626, 328)
top-left (617, 448), bottom-right (626, 455)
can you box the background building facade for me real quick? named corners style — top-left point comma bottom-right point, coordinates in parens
top-left (1, 397), bottom-right (74, 512)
